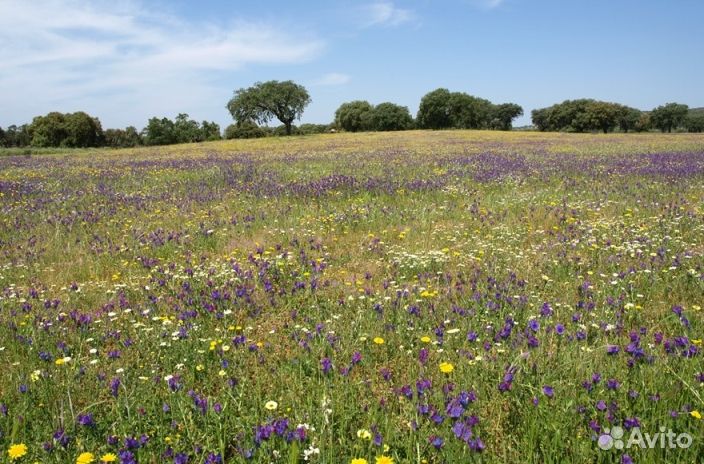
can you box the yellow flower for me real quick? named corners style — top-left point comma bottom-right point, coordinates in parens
top-left (373, 337), bottom-right (385, 345)
top-left (76, 452), bottom-right (95, 464)
top-left (101, 453), bottom-right (117, 463)
top-left (264, 400), bottom-right (278, 411)
top-left (420, 336), bottom-right (431, 343)
top-left (690, 410), bottom-right (702, 420)
top-left (439, 362), bottom-right (454, 374)
top-left (375, 456), bottom-right (394, 464)
top-left (351, 459), bottom-right (368, 464)
top-left (8, 443), bottom-right (28, 460)
top-left (357, 429), bottom-right (372, 440)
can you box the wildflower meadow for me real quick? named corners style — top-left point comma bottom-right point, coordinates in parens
top-left (0, 130), bottom-right (703, 463)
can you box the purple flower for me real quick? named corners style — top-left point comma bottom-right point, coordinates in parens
top-left (418, 348), bottom-right (429, 365)
top-left (77, 413), bottom-right (95, 427)
top-left (555, 324), bottom-right (565, 335)
top-left (320, 357), bottom-right (332, 375)
top-left (607, 379), bottom-right (620, 390)
top-left (429, 435), bottom-right (444, 449)
top-left (606, 345), bottom-right (620, 355)
top-left (110, 377), bottom-right (121, 398)
top-left (174, 453), bottom-right (189, 464)
top-left (542, 385), bottom-right (554, 398)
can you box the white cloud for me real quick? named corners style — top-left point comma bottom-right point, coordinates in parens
top-left (312, 73), bottom-right (351, 86)
top-left (0, 0), bottom-right (325, 128)
top-left (364, 1), bottom-right (415, 27)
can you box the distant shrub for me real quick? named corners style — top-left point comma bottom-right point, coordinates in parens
top-left (224, 121), bottom-right (266, 139)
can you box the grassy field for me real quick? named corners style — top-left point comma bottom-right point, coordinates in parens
top-left (0, 130), bottom-right (703, 463)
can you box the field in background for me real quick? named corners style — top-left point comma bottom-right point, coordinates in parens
top-left (1, 130), bottom-right (703, 463)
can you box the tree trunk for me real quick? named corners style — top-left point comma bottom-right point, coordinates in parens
top-left (285, 121), bottom-right (292, 136)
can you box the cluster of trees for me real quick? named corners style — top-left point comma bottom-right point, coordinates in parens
top-left (531, 100), bottom-right (704, 133)
top-left (4, 80), bottom-right (702, 149)
top-left (334, 89), bottom-right (522, 133)
top-left (142, 114), bottom-right (221, 146)
top-left (225, 81), bottom-right (523, 137)
top-left (0, 112), bottom-right (222, 148)
top-left (334, 101), bottom-right (413, 132)
top-left (416, 89), bottom-right (523, 131)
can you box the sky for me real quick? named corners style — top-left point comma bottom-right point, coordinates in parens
top-left (1, 0), bottom-right (703, 130)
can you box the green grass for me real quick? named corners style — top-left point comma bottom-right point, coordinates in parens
top-left (0, 130), bottom-right (703, 463)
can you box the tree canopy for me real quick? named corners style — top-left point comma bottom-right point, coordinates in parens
top-left (334, 100), bottom-right (374, 132)
top-left (531, 99), bottom-right (645, 133)
top-left (227, 80), bottom-right (311, 136)
top-left (416, 88), bottom-right (523, 130)
top-left (650, 103), bottom-right (689, 133)
top-left (28, 111), bottom-right (104, 148)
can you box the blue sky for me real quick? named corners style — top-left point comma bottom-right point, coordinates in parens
top-left (1, 0), bottom-right (703, 130)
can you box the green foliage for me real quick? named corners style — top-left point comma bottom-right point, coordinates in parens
top-left (684, 110), bottom-right (704, 132)
top-left (104, 126), bottom-right (142, 148)
top-left (28, 111), bottom-right (104, 148)
top-left (650, 103), bottom-right (689, 133)
top-left (297, 123), bottom-right (331, 135)
top-left (616, 106), bottom-right (642, 133)
top-left (143, 117), bottom-right (177, 146)
top-left (334, 100), bottom-right (374, 132)
top-left (532, 99), bottom-right (641, 133)
top-left (490, 103), bottom-right (524, 130)
top-left (1, 125), bottom-right (31, 147)
top-left (417, 88), bottom-right (521, 130)
top-left (448, 93), bottom-right (493, 129)
top-left (417, 88), bottom-right (453, 129)
top-left (224, 121), bottom-right (267, 139)
top-left (369, 102), bottom-right (414, 131)
top-left (143, 114), bottom-right (220, 146)
top-left (227, 80), bottom-right (311, 136)
top-left (0, 126), bottom-right (5, 147)
top-left (201, 121), bottom-right (222, 141)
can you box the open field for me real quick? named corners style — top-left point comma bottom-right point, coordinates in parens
top-left (1, 130), bottom-right (703, 463)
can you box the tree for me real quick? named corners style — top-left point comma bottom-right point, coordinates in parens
top-left (224, 121), bottom-right (266, 139)
top-left (104, 126), bottom-right (142, 148)
top-left (227, 80), bottom-right (310, 136)
top-left (417, 88), bottom-right (453, 129)
top-left (616, 106), bottom-right (641, 133)
top-left (634, 112), bottom-right (651, 132)
top-left (685, 110), bottom-right (704, 133)
top-left (3, 125), bottom-right (31, 147)
top-left (448, 93), bottom-right (493, 129)
top-left (200, 121), bottom-right (221, 141)
top-left (490, 103), bottom-right (524, 130)
top-left (583, 101), bottom-right (620, 133)
top-left (63, 112), bottom-right (104, 147)
top-left (650, 103), bottom-right (689, 133)
top-left (143, 117), bottom-right (177, 146)
top-left (335, 100), bottom-right (374, 132)
top-left (173, 113), bottom-right (202, 143)
top-left (29, 112), bottom-right (67, 147)
top-left (0, 126), bottom-right (5, 147)
top-left (369, 102), bottom-right (414, 131)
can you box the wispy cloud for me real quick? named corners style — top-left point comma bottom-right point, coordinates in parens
top-left (0, 0), bottom-right (325, 127)
top-left (363, 1), bottom-right (415, 27)
top-left (312, 73), bottom-right (351, 86)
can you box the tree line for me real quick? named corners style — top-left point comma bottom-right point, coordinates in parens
top-left (3, 80), bottom-right (703, 148)
top-left (224, 81), bottom-right (524, 136)
top-left (531, 100), bottom-right (704, 133)
top-left (0, 112), bottom-right (223, 149)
